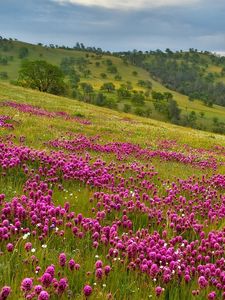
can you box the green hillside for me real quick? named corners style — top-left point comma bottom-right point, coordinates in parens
top-left (1, 39), bottom-right (225, 134)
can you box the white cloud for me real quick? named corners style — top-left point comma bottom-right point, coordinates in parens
top-left (53, 0), bottom-right (200, 10)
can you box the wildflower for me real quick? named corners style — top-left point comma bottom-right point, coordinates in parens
top-left (38, 291), bottom-right (49, 300)
top-left (25, 242), bottom-right (32, 252)
top-left (40, 273), bottom-right (53, 287)
top-left (57, 278), bottom-right (68, 294)
top-left (0, 286), bottom-right (11, 299)
top-left (208, 292), bottom-right (216, 300)
top-left (95, 260), bottom-right (103, 269)
top-left (104, 265), bottom-right (111, 276)
top-left (6, 243), bottom-right (13, 252)
top-left (59, 253), bottom-right (66, 267)
top-left (83, 285), bottom-right (92, 297)
top-left (34, 285), bottom-right (43, 295)
top-left (155, 286), bottom-right (163, 297)
top-left (95, 268), bottom-right (103, 279)
top-left (68, 259), bottom-right (76, 271)
top-left (21, 278), bottom-right (33, 292)
top-left (198, 276), bottom-right (208, 289)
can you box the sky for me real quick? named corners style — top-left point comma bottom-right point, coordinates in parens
top-left (1, 0), bottom-right (225, 52)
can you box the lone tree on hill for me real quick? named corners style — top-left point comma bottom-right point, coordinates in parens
top-left (18, 60), bottom-right (66, 95)
top-left (100, 82), bottom-right (115, 92)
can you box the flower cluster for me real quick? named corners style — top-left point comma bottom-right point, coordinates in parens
top-left (1, 130), bottom-right (225, 299)
top-left (3, 101), bottom-right (91, 125)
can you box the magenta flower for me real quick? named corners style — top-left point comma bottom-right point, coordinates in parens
top-left (38, 291), bottom-right (49, 300)
top-left (68, 259), bottom-right (76, 271)
top-left (95, 268), bottom-right (103, 279)
top-left (57, 278), bottom-right (68, 294)
top-left (21, 278), bottom-right (33, 292)
top-left (40, 273), bottom-right (53, 287)
top-left (0, 286), bottom-right (11, 299)
top-left (155, 286), bottom-right (163, 297)
top-left (208, 292), bottom-right (216, 300)
top-left (59, 253), bottom-right (66, 267)
top-left (83, 285), bottom-right (92, 297)
top-left (104, 265), bottom-right (111, 276)
top-left (6, 243), bottom-right (13, 252)
top-left (34, 285), bottom-right (43, 295)
top-left (95, 260), bottom-right (103, 269)
top-left (25, 242), bottom-right (32, 252)
top-left (198, 276), bottom-right (208, 289)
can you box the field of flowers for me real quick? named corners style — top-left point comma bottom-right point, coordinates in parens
top-left (1, 83), bottom-right (225, 299)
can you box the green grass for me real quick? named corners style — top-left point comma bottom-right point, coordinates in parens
top-left (1, 82), bottom-right (225, 299)
top-left (1, 40), bottom-right (225, 132)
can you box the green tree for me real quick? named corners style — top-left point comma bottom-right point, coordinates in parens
top-left (131, 92), bottom-right (145, 105)
top-left (100, 82), bottom-right (115, 92)
top-left (167, 99), bottom-right (181, 123)
top-left (18, 47), bottom-right (29, 59)
top-left (107, 65), bottom-right (118, 74)
top-left (100, 73), bottom-right (107, 79)
top-left (80, 82), bottom-right (94, 94)
top-left (94, 93), bottom-right (106, 106)
top-left (18, 60), bottom-right (66, 95)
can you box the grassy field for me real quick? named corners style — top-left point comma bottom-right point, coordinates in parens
top-left (1, 40), bottom-right (225, 132)
top-left (1, 82), bottom-right (225, 299)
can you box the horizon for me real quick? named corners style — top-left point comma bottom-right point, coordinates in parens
top-left (2, 35), bottom-right (225, 57)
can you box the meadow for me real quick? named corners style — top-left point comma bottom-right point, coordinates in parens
top-left (0, 82), bottom-right (225, 299)
top-left (1, 40), bottom-right (225, 131)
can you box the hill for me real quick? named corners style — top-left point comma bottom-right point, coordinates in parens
top-left (1, 38), bottom-right (225, 134)
top-left (1, 82), bottom-right (225, 299)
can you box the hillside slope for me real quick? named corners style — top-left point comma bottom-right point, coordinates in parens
top-left (1, 39), bottom-right (225, 133)
top-left (1, 83), bottom-right (225, 299)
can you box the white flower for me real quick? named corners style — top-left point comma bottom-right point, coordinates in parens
top-left (22, 233), bottom-right (29, 240)
top-left (102, 284), bottom-right (106, 288)
top-left (31, 248), bottom-right (36, 253)
top-left (93, 282), bottom-right (97, 286)
top-left (42, 244), bottom-right (47, 249)
top-left (95, 255), bottom-right (99, 258)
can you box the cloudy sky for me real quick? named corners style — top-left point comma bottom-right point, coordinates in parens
top-left (1, 0), bottom-right (225, 52)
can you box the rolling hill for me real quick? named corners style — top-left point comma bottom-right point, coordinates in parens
top-left (1, 38), bottom-right (225, 134)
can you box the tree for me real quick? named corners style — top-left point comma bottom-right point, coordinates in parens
top-left (18, 60), bottom-right (66, 95)
top-left (80, 82), bottom-right (93, 94)
top-left (117, 87), bottom-right (131, 98)
top-left (131, 92), bottom-right (145, 105)
top-left (100, 82), bottom-right (115, 92)
top-left (107, 65), bottom-right (118, 74)
top-left (100, 73), bottom-right (107, 79)
top-left (0, 71), bottom-right (8, 79)
top-left (94, 93), bottom-right (106, 106)
top-left (19, 47), bottom-right (29, 59)
top-left (167, 99), bottom-right (181, 123)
